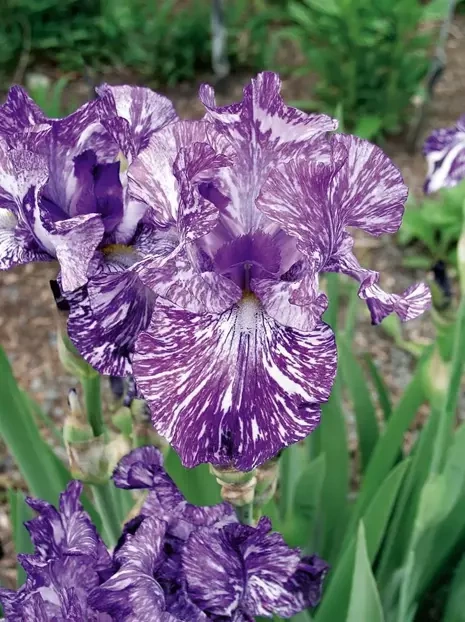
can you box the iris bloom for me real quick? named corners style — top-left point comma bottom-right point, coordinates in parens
top-left (0, 84), bottom-right (177, 374)
top-left (0, 447), bottom-right (327, 621)
top-left (127, 73), bottom-right (431, 470)
top-left (424, 114), bottom-right (465, 194)
top-left (92, 446), bottom-right (328, 621)
top-left (0, 481), bottom-right (114, 620)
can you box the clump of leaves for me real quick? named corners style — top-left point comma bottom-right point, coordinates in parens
top-left (282, 0), bottom-right (445, 139)
top-left (0, 0), bottom-right (282, 87)
top-left (399, 181), bottom-right (465, 270)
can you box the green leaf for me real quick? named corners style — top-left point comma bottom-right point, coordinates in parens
top-left (283, 453), bottom-right (326, 548)
top-left (363, 355), bottom-right (392, 422)
top-left (402, 255), bottom-right (434, 270)
top-left (338, 336), bottom-right (379, 471)
top-left (316, 458), bottom-right (408, 622)
top-left (443, 550), bottom-right (465, 622)
top-left (346, 347), bottom-right (430, 536)
top-left (8, 489), bottom-right (33, 586)
top-left (165, 448), bottom-right (221, 506)
top-left (0, 348), bottom-right (70, 503)
top-left (317, 377), bottom-right (350, 562)
top-left (353, 115), bottom-right (383, 140)
top-left (302, 0), bottom-right (340, 16)
top-left (346, 523), bottom-right (385, 622)
top-left (280, 441), bottom-right (308, 521)
top-left (376, 405), bottom-right (441, 588)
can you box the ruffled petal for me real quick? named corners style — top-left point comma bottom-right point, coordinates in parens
top-left (258, 143), bottom-right (428, 324)
top-left (329, 244), bottom-right (432, 323)
top-left (133, 247), bottom-right (241, 315)
top-left (0, 86), bottom-right (48, 137)
top-left (66, 266), bottom-right (155, 376)
top-left (183, 527), bottom-right (244, 616)
top-left (200, 71), bottom-right (337, 235)
top-left (275, 555), bottom-right (329, 616)
top-left (133, 298), bottom-right (337, 470)
top-left (256, 143), bottom-right (347, 257)
top-left (51, 214), bottom-right (105, 291)
top-left (330, 133), bottom-right (408, 235)
top-left (114, 516), bottom-right (166, 573)
top-left (251, 273), bottom-right (328, 332)
top-left (128, 120), bottom-right (220, 227)
top-left (97, 84), bottom-right (178, 158)
top-left (424, 115), bottom-right (465, 193)
top-left (88, 568), bottom-right (166, 622)
top-left (0, 207), bottom-right (51, 270)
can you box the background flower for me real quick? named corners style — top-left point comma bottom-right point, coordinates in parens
top-left (424, 114), bottom-right (465, 194)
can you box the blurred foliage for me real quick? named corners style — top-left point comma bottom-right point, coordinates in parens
top-left (0, 0), bottom-right (282, 86)
top-left (399, 181), bottom-right (465, 270)
top-left (282, 0), bottom-right (452, 139)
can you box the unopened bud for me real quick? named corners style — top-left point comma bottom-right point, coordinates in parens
top-left (209, 465), bottom-right (257, 507)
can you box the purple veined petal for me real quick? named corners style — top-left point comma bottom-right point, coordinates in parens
top-left (66, 268), bottom-right (155, 376)
top-left (257, 133), bottom-right (407, 248)
top-left (423, 116), bottom-right (465, 194)
top-left (133, 297), bottom-right (337, 471)
top-left (114, 516), bottom-right (166, 573)
top-left (251, 273), bottom-right (328, 332)
top-left (0, 207), bottom-right (52, 270)
top-left (330, 245), bottom-right (432, 324)
top-left (0, 137), bottom-right (19, 210)
top-left (199, 71), bottom-right (337, 235)
top-left (97, 84), bottom-right (178, 158)
top-left (256, 142), bottom-right (347, 258)
top-left (183, 526), bottom-right (244, 616)
top-left (51, 214), bottom-right (105, 292)
top-left (165, 589), bottom-right (210, 622)
top-left (128, 120), bottom-right (224, 227)
top-left (235, 518), bottom-right (301, 617)
top-left (330, 133), bottom-right (408, 236)
top-left (88, 568), bottom-right (167, 622)
top-left (133, 247), bottom-right (242, 315)
top-left (0, 85), bottom-right (49, 136)
top-left (112, 445), bottom-right (165, 488)
top-left (174, 142), bottom-right (231, 243)
top-left (275, 555), bottom-right (329, 616)
top-left (183, 516), bottom-right (307, 618)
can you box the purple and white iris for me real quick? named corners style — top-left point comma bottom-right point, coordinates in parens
top-left (424, 114), bottom-right (465, 194)
top-left (0, 446), bottom-right (328, 621)
top-left (0, 73), bottom-right (431, 472)
top-left (0, 84), bottom-right (177, 375)
top-left (129, 73), bottom-right (431, 470)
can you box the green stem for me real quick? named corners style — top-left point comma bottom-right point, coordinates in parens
top-left (92, 482), bottom-right (121, 548)
top-left (235, 503), bottom-right (255, 526)
top-left (82, 373), bottom-right (103, 437)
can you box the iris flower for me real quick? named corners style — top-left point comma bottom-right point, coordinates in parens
top-left (424, 114), bottom-right (465, 194)
top-left (127, 73), bottom-right (431, 470)
top-left (0, 84), bottom-right (177, 374)
top-left (0, 447), bottom-right (327, 621)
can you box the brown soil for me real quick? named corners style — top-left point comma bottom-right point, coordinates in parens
top-left (0, 12), bottom-right (465, 597)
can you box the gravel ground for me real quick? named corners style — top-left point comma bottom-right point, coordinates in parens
top-left (0, 13), bottom-right (465, 591)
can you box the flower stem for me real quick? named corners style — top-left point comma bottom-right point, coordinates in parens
top-left (92, 481), bottom-right (121, 548)
top-left (82, 373), bottom-right (103, 437)
top-left (235, 503), bottom-right (255, 526)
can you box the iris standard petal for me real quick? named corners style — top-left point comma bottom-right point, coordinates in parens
top-left (133, 298), bottom-right (337, 470)
top-left (97, 84), bottom-right (178, 158)
top-left (199, 71), bottom-right (337, 235)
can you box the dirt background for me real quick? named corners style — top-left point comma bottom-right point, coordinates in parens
top-left (0, 12), bottom-right (465, 596)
